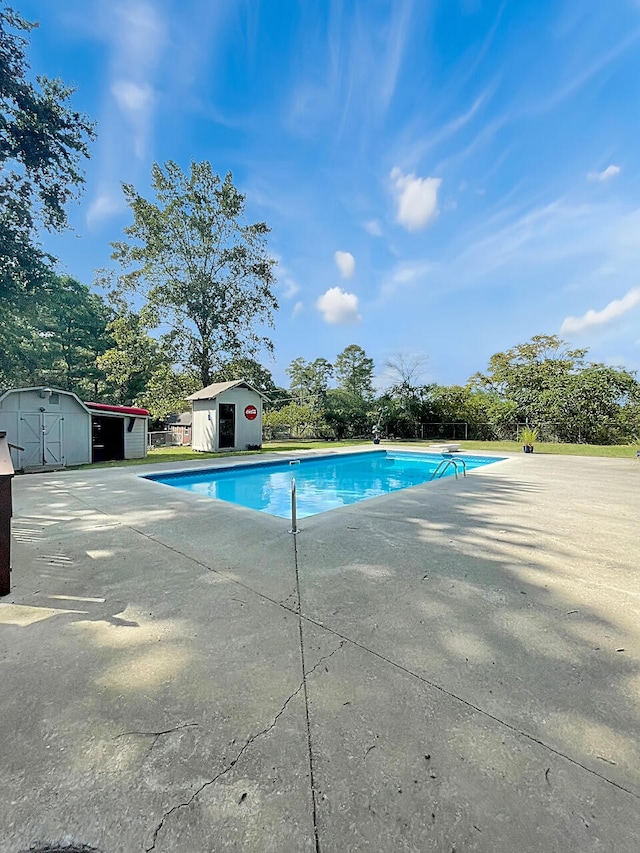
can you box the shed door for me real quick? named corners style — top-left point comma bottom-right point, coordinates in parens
top-left (19, 414), bottom-right (43, 467)
top-left (43, 414), bottom-right (64, 464)
top-left (218, 404), bottom-right (236, 448)
top-left (18, 413), bottom-right (65, 466)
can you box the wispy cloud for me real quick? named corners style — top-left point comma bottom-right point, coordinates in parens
top-left (86, 189), bottom-right (124, 229)
top-left (588, 164), bottom-right (621, 182)
top-left (316, 287), bottom-right (361, 324)
top-left (364, 219), bottom-right (383, 236)
top-left (376, 0), bottom-right (414, 111)
top-left (527, 28), bottom-right (640, 115)
top-left (378, 260), bottom-right (435, 302)
top-left (272, 254), bottom-right (300, 299)
top-left (390, 167), bottom-right (441, 231)
top-left (288, 0), bottom-right (416, 135)
top-left (109, 2), bottom-right (166, 158)
top-left (334, 250), bottom-right (355, 279)
top-left (85, 1), bottom-right (167, 227)
top-left (561, 287), bottom-right (640, 334)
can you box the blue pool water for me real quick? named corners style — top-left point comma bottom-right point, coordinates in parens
top-left (143, 450), bottom-right (504, 519)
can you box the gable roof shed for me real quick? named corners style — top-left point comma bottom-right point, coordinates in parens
top-left (186, 380), bottom-right (269, 401)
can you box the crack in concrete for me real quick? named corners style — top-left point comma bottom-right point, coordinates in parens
top-left (292, 532), bottom-right (323, 853)
top-left (145, 642), bottom-right (344, 852)
top-left (279, 589), bottom-right (298, 608)
top-left (114, 723), bottom-right (198, 756)
top-left (60, 493), bottom-right (640, 802)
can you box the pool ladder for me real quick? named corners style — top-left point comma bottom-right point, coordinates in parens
top-left (430, 457), bottom-right (467, 481)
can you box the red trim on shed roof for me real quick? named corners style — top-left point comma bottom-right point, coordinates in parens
top-left (85, 402), bottom-right (150, 417)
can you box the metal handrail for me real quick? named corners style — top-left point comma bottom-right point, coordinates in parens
top-left (430, 456), bottom-right (467, 481)
top-left (430, 458), bottom-right (458, 480)
top-left (289, 477), bottom-right (298, 534)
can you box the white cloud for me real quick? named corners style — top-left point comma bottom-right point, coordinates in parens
top-left (111, 80), bottom-right (155, 113)
top-left (561, 287), bottom-right (640, 334)
top-left (364, 219), bottom-right (383, 236)
top-left (390, 167), bottom-right (441, 231)
top-left (293, 301), bottom-right (303, 317)
top-left (271, 253), bottom-right (299, 299)
top-left (281, 278), bottom-right (299, 299)
top-left (588, 164), bottom-right (621, 182)
top-left (86, 191), bottom-right (123, 228)
top-left (316, 287), bottom-right (361, 324)
top-left (334, 250), bottom-right (355, 279)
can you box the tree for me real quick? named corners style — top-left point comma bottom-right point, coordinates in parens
top-left (286, 357), bottom-right (334, 407)
top-left (136, 365), bottom-right (200, 423)
top-left (97, 306), bottom-right (169, 405)
top-left (334, 344), bottom-right (374, 399)
top-left (212, 357), bottom-right (276, 393)
top-left (0, 4), bottom-right (95, 302)
top-left (324, 389), bottom-right (374, 439)
top-left (470, 334), bottom-right (640, 442)
top-left (0, 273), bottom-right (110, 396)
top-left (109, 161), bottom-right (278, 387)
top-left (263, 402), bottom-right (321, 438)
top-left (378, 351), bottom-right (431, 437)
top-left (470, 334), bottom-right (587, 424)
top-left (36, 276), bottom-right (110, 395)
top-left (384, 352), bottom-right (429, 390)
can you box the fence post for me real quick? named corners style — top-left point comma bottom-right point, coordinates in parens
top-left (0, 432), bottom-right (17, 597)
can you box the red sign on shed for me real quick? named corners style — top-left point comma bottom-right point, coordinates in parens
top-left (244, 404), bottom-right (258, 420)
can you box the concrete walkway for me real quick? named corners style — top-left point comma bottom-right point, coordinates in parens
top-left (1, 448), bottom-right (639, 852)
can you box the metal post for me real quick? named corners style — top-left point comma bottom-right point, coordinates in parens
top-left (289, 477), bottom-right (298, 534)
top-left (0, 432), bottom-right (17, 597)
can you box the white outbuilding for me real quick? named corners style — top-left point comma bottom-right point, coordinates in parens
top-left (187, 380), bottom-right (265, 452)
top-left (0, 387), bottom-right (150, 470)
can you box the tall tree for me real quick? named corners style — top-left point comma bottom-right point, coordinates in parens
top-left (334, 344), bottom-right (374, 399)
top-left (286, 357), bottom-right (333, 407)
top-left (97, 306), bottom-right (169, 405)
top-left (109, 161), bottom-right (278, 387)
top-left (384, 352), bottom-right (429, 390)
top-left (0, 273), bottom-right (110, 396)
top-left (212, 357), bottom-right (276, 393)
top-left (0, 4), bottom-right (95, 302)
top-left (37, 276), bottom-right (110, 395)
top-left (470, 334), bottom-right (640, 442)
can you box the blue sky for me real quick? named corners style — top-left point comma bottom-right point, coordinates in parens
top-left (21, 0), bottom-right (640, 388)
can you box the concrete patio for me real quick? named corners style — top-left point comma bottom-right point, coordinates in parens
top-left (1, 448), bottom-right (639, 852)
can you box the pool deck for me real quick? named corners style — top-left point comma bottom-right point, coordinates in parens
top-left (1, 447), bottom-right (639, 852)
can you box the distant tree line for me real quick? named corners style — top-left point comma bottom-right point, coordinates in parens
top-left (263, 336), bottom-right (640, 445)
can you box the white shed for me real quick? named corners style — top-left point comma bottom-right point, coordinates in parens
top-left (0, 387), bottom-right (92, 469)
top-left (187, 380), bottom-right (265, 452)
top-left (0, 387), bottom-right (150, 469)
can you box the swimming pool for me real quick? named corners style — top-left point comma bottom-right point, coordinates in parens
top-left (143, 450), bottom-right (504, 519)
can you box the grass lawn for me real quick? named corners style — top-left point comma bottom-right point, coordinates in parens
top-left (75, 437), bottom-right (639, 469)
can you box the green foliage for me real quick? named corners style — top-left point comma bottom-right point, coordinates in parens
top-left (471, 334), bottom-right (639, 443)
top-left (109, 160), bottom-right (278, 387)
top-left (212, 356), bottom-right (276, 393)
top-left (286, 357), bottom-right (334, 408)
top-left (263, 402), bottom-right (321, 438)
top-left (334, 344), bottom-right (374, 399)
top-left (97, 307), bottom-right (167, 405)
top-left (136, 365), bottom-right (200, 423)
top-left (0, 5), bottom-right (95, 302)
top-left (0, 273), bottom-right (110, 396)
top-left (519, 426), bottom-right (538, 447)
top-left (322, 389), bottom-right (374, 439)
